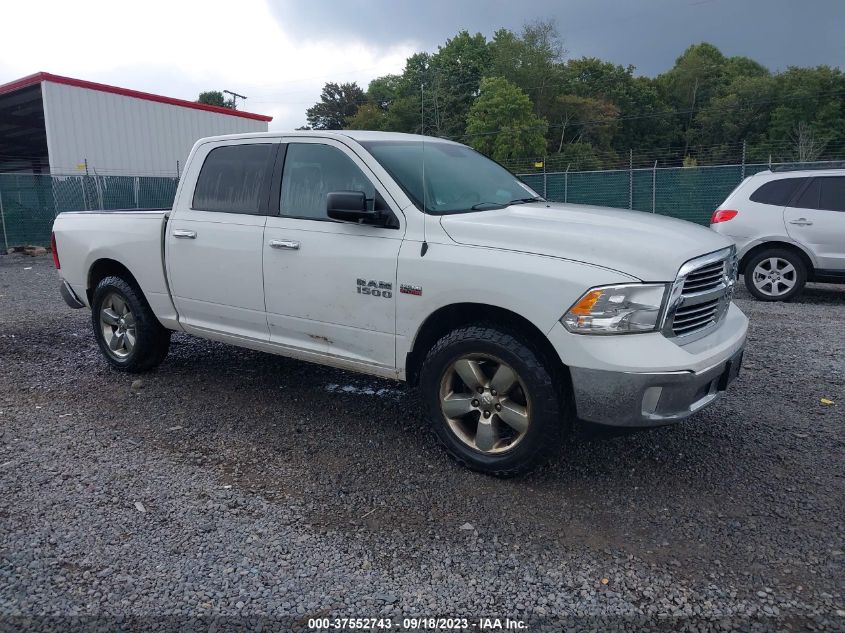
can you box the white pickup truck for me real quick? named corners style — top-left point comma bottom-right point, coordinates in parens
top-left (52, 131), bottom-right (748, 475)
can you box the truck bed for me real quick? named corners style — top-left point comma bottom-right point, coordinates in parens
top-left (52, 209), bottom-right (179, 328)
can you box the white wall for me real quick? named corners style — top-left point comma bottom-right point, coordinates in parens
top-left (41, 82), bottom-right (268, 176)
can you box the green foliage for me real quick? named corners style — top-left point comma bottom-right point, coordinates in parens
top-left (305, 82), bottom-right (365, 130)
top-left (303, 28), bottom-right (845, 168)
top-left (197, 91), bottom-right (234, 109)
top-left (466, 77), bottom-right (547, 160)
top-left (556, 142), bottom-right (603, 171)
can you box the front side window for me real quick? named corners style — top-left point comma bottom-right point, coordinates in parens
top-left (192, 144), bottom-right (273, 213)
top-left (749, 178), bottom-right (803, 206)
top-left (818, 176), bottom-right (845, 212)
top-left (360, 140), bottom-right (541, 215)
top-left (280, 143), bottom-right (375, 220)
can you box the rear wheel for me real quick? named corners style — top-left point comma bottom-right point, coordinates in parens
top-left (91, 276), bottom-right (170, 372)
top-left (419, 324), bottom-right (568, 477)
top-left (744, 248), bottom-right (807, 301)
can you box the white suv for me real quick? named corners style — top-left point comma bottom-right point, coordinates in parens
top-left (711, 168), bottom-right (845, 300)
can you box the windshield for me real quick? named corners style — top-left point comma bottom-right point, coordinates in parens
top-left (359, 140), bottom-right (542, 215)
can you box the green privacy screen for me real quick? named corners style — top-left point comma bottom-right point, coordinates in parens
top-left (0, 174), bottom-right (178, 247)
top-left (0, 162), bottom-right (813, 247)
top-left (517, 163), bottom-right (779, 226)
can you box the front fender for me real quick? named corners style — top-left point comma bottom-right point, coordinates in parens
top-left (395, 240), bottom-right (638, 371)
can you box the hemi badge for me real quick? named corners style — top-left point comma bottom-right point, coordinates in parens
top-left (400, 284), bottom-right (422, 296)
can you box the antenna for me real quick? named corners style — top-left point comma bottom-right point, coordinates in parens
top-left (420, 82), bottom-right (428, 256)
top-left (223, 89), bottom-right (247, 110)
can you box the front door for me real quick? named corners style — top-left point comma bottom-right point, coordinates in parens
top-left (784, 176), bottom-right (845, 271)
top-left (262, 139), bottom-right (404, 371)
top-left (166, 141), bottom-right (275, 340)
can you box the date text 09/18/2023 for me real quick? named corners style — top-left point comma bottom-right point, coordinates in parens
top-left (306, 616), bottom-right (528, 630)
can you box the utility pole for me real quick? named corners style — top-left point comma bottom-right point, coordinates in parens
top-left (223, 90), bottom-right (247, 110)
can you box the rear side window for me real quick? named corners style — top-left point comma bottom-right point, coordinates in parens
top-left (818, 176), bottom-right (845, 211)
top-left (793, 178), bottom-right (821, 210)
top-left (749, 178), bottom-right (803, 206)
top-left (193, 144), bottom-right (273, 213)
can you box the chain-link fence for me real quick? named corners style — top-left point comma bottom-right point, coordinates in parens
top-left (2, 159), bottom-right (843, 248)
top-left (0, 174), bottom-right (179, 248)
top-left (516, 160), bottom-right (844, 226)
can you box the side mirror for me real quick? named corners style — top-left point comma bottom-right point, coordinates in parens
top-left (326, 191), bottom-right (382, 224)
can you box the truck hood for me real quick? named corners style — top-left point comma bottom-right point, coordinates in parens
top-left (438, 202), bottom-right (731, 281)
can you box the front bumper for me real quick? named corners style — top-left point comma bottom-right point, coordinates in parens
top-left (570, 345), bottom-right (744, 427)
top-left (552, 302), bottom-right (748, 427)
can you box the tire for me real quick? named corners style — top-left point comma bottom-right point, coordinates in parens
top-left (91, 275), bottom-right (170, 372)
top-left (743, 248), bottom-right (807, 301)
top-left (419, 324), bottom-right (568, 477)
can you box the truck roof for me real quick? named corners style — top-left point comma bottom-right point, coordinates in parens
top-left (194, 130), bottom-right (462, 145)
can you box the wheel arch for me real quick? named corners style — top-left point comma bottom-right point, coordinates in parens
top-left (405, 302), bottom-right (569, 389)
top-left (739, 241), bottom-right (816, 280)
top-left (86, 258), bottom-right (142, 304)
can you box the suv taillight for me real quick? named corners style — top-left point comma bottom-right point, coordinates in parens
top-left (50, 232), bottom-right (60, 269)
top-left (711, 209), bottom-right (738, 224)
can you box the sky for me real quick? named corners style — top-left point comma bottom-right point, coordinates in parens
top-left (1, 0), bottom-right (843, 130)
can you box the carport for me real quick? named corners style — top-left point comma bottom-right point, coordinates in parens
top-left (0, 77), bottom-right (49, 174)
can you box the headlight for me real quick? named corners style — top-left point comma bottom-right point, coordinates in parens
top-left (561, 284), bottom-right (668, 334)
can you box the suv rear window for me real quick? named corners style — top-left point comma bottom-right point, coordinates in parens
top-left (749, 178), bottom-right (803, 206)
top-left (193, 144), bottom-right (273, 213)
top-left (819, 176), bottom-right (845, 211)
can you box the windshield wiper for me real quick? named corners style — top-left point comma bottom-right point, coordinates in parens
top-left (469, 197), bottom-right (544, 211)
top-left (508, 197), bottom-right (545, 205)
top-left (470, 201), bottom-right (508, 210)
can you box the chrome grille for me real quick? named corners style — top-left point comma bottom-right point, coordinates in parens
top-left (672, 298), bottom-right (720, 335)
top-left (682, 260), bottom-right (725, 294)
top-left (663, 247), bottom-right (736, 341)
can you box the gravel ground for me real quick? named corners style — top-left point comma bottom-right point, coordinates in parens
top-left (1, 254), bottom-right (843, 632)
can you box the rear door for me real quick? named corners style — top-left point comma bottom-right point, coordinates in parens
top-left (262, 138), bottom-right (405, 371)
top-left (784, 176), bottom-right (845, 271)
top-left (166, 140), bottom-right (277, 340)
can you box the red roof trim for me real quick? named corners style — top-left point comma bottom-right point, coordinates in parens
top-left (0, 72), bottom-right (272, 122)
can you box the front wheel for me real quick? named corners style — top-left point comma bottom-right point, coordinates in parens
top-left (419, 324), bottom-right (568, 477)
top-left (91, 276), bottom-right (171, 372)
top-left (744, 248), bottom-right (807, 301)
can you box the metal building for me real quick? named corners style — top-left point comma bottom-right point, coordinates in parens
top-left (0, 72), bottom-right (272, 175)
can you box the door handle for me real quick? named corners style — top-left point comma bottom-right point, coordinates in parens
top-left (788, 219), bottom-right (813, 226)
top-left (172, 229), bottom-right (197, 239)
top-left (269, 239), bottom-right (300, 250)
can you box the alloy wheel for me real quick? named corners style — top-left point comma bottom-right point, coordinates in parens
top-left (752, 257), bottom-right (797, 297)
top-left (99, 292), bottom-right (136, 359)
top-left (438, 354), bottom-right (531, 454)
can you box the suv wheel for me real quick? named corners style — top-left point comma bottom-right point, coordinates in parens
top-left (91, 276), bottom-right (171, 372)
top-left (744, 248), bottom-right (807, 301)
top-left (419, 324), bottom-right (568, 477)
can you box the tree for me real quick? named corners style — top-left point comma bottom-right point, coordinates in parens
top-left (346, 103), bottom-right (389, 130)
top-left (693, 74), bottom-right (776, 162)
top-left (558, 58), bottom-right (673, 153)
top-left (426, 31), bottom-right (491, 137)
top-left (789, 121), bottom-right (828, 162)
top-left (549, 94), bottom-right (619, 153)
top-left (305, 82), bottom-right (366, 130)
top-left (657, 43), bottom-right (730, 154)
top-left (466, 77), bottom-right (547, 160)
top-left (488, 20), bottom-right (566, 119)
top-left (765, 66), bottom-right (845, 161)
top-left (197, 91), bottom-right (235, 109)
